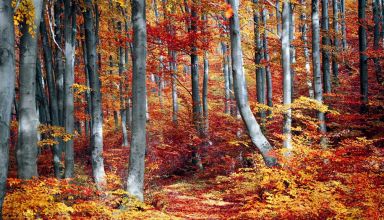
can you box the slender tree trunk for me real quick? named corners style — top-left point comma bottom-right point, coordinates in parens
top-left (17, 0), bottom-right (43, 179)
top-left (312, 0), bottom-right (327, 144)
top-left (373, 0), bottom-right (383, 84)
top-left (282, 0), bottom-right (292, 151)
top-left (36, 59), bottom-right (50, 124)
top-left (0, 0), bottom-right (15, 215)
top-left (127, 0), bottom-right (147, 201)
top-left (322, 0), bottom-right (332, 93)
top-left (301, 0), bottom-right (314, 98)
top-left (41, 15), bottom-right (62, 178)
top-left (359, 0), bottom-right (368, 112)
top-left (262, 9), bottom-right (273, 114)
top-left (63, 0), bottom-right (76, 178)
top-left (276, 0), bottom-right (282, 38)
top-left (340, 0), bottom-right (347, 49)
top-left (118, 21), bottom-right (129, 147)
top-left (203, 51), bottom-right (209, 134)
top-left (190, 1), bottom-right (204, 136)
top-left (83, 0), bottom-right (106, 187)
top-left (228, 0), bottom-right (277, 167)
top-left (222, 42), bottom-right (231, 114)
top-left (332, 0), bottom-right (339, 84)
top-left (171, 51), bottom-right (179, 124)
top-left (291, 4), bottom-right (297, 101)
top-left (54, 0), bottom-right (65, 155)
top-left (254, 1), bottom-right (266, 125)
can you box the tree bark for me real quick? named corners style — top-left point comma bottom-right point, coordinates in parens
top-left (127, 0), bottom-right (147, 201)
top-left (332, 0), bottom-right (339, 84)
top-left (17, 0), bottom-right (43, 179)
top-left (0, 0), bottom-right (15, 215)
top-left (222, 42), bottom-right (231, 114)
top-left (312, 0), bottom-right (327, 143)
top-left (83, 0), bottom-right (106, 187)
top-left (373, 0), bottom-right (383, 84)
top-left (300, 0), bottom-right (314, 98)
top-left (282, 0), bottom-right (292, 150)
top-left (340, 0), bottom-right (347, 49)
top-left (322, 0), bottom-right (332, 93)
top-left (359, 0), bottom-right (368, 112)
top-left (63, 0), bottom-right (76, 178)
top-left (41, 15), bottom-right (62, 178)
top-left (228, 0), bottom-right (277, 167)
top-left (262, 9), bottom-right (273, 115)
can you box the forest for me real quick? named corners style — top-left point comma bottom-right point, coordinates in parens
top-left (0, 0), bottom-right (383, 219)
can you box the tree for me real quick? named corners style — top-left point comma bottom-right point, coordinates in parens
top-left (282, 0), bottom-right (292, 150)
top-left (312, 0), bottom-right (327, 144)
top-left (0, 0), bottom-right (15, 215)
top-left (63, 0), bottom-right (76, 178)
top-left (127, 0), bottom-right (147, 201)
top-left (228, 0), bottom-right (277, 167)
top-left (83, 0), bottom-right (106, 187)
top-left (17, 0), bottom-right (44, 179)
top-left (359, 0), bottom-right (368, 112)
top-left (322, 0), bottom-right (331, 93)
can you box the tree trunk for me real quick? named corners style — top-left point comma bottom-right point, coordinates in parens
top-left (190, 1), bottom-right (204, 136)
top-left (17, 0), bottom-right (43, 179)
top-left (41, 15), bottom-right (62, 178)
top-left (359, 0), bottom-right (368, 112)
top-left (289, 3), bottom-right (296, 101)
top-left (222, 42), bottom-right (231, 114)
top-left (300, 0), bottom-right (314, 98)
top-left (282, 0), bottom-right (292, 151)
top-left (332, 0), bottom-right (339, 84)
top-left (118, 21), bottom-right (129, 147)
top-left (322, 0), bottom-right (332, 93)
top-left (83, 0), bottom-right (106, 187)
top-left (127, 0), bottom-right (147, 201)
top-left (63, 0), bottom-right (76, 178)
top-left (203, 51), bottom-right (209, 134)
top-left (254, 1), bottom-right (266, 125)
top-left (262, 9), bottom-right (273, 115)
top-left (373, 0), bottom-right (383, 84)
top-left (312, 0), bottom-right (327, 144)
top-left (276, 0), bottom-right (282, 38)
top-left (171, 51), bottom-right (179, 124)
top-left (228, 0), bottom-right (277, 167)
top-left (340, 0), bottom-right (347, 49)
top-left (0, 0), bottom-right (15, 215)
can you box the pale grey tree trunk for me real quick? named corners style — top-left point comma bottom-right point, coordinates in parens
top-left (332, 0), bottom-right (339, 84)
top-left (300, 0), bottom-right (314, 98)
top-left (41, 15), bottom-right (61, 178)
top-left (262, 9), bottom-right (273, 114)
top-left (118, 21), bottom-right (129, 147)
top-left (64, 0), bottom-right (76, 178)
top-left (322, 0), bottom-right (332, 93)
top-left (276, 0), bottom-right (282, 38)
top-left (289, 3), bottom-right (296, 101)
top-left (171, 51), bottom-right (179, 124)
top-left (127, 0), bottom-right (147, 201)
top-left (340, 0), bottom-right (347, 49)
top-left (228, 0), bottom-right (277, 167)
top-left (0, 0), bottom-right (15, 215)
top-left (54, 0), bottom-right (65, 155)
top-left (222, 42), bottom-right (231, 114)
top-left (359, 0), bottom-right (368, 112)
top-left (203, 51), bottom-right (209, 134)
top-left (282, 0), bottom-right (292, 151)
top-left (83, 0), bottom-right (106, 187)
top-left (254, 1), bottom-right (266, 125)
top-left (312, 0), bottom-right (327, 143)
top-left (189, 1), bottom-right (204, 136)
top-left (17, 0), bottom-right (43, 179)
